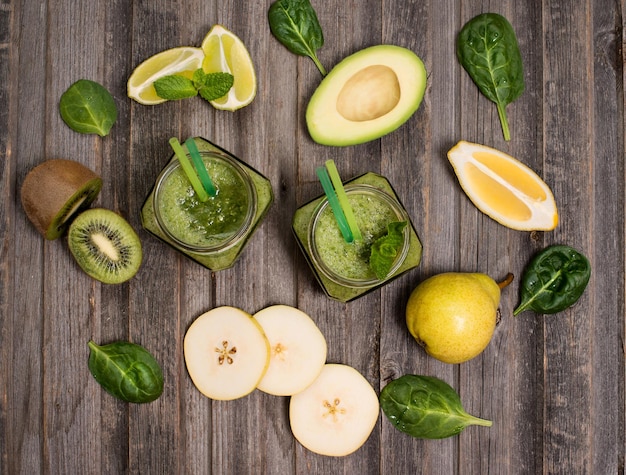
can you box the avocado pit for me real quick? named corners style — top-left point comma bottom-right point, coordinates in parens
top-left (336, 65), bottom-right (400, 122)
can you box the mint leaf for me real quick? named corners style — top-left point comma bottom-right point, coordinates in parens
top-left (370, 221), bottom-right (407, 280)
top-left (194, 70), bottom-right (234, 102)
top-left (153, 75), bottom-right (198, 100)
top-left (152, 69), bottom-right (234, 104)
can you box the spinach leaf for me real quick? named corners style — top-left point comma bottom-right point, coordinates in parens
top-left (88, 340), bottom-right (164, 403)
top-left (456, 13), bottom-right (525, 141)
top-left (513, 245), bottom-right (591, 315)
top-left (268, 0), bottom-right (327, 76)
top-left (380, 374), bottom-right (492, 439)
top-left (370, 221), bottom-right (407, 280)
top-left (59, 79), bottom-right (117, 136)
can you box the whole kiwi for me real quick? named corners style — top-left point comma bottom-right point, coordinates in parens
top-left (21, 159), bottom-right (102, 239)
top-left (68, 208), bottom-right (142, 284)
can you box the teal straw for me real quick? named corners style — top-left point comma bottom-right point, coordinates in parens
top-left (324, 160), bottom-right (363, 241)
top-left (169, 137), bottom-right (209, 202)
top-left (185, 138), bottom-right (217, 197)
top-left (316, 166), bottom-right (353, 243)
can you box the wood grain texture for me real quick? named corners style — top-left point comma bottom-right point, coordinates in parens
top-left (1, 0), bottom-right (624, 474)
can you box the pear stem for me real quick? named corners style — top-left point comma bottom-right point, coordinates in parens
top-left (498, 273), bottom-right (514, 290)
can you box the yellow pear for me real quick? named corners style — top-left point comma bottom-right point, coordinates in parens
top-left (406, 272), bottom-right (512, 364)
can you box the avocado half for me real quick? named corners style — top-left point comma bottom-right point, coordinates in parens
top-left (306, 45), bottom-right (427, 147)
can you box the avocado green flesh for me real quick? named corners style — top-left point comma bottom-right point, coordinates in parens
top-left (306, 45), bottom-right (427, 146)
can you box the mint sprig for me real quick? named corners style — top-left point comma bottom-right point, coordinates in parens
top-left (370, 221), bottom-right (407, 280)
top-left (153, 69), bottom-right (234, 102)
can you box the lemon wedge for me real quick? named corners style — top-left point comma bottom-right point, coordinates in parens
top-left (201, 25), bottom-right (256, 111)
top-left (447, 141), bottom-right (558, 231)
top-left (127, 47), bottom-right (205, 105)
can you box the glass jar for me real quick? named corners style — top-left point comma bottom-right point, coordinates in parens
top-left (293, 172), bottom-right (422, 302)
top-left (141, 137), bottom-right (273, 271)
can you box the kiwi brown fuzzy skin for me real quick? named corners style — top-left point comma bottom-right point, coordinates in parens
top-left (21, 159), bottom-right (102, 239)
top-left (68, 208), bottom-right (142, 284)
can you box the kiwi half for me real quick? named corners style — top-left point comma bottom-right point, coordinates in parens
top-left (21, 159), bottom-right (102, 239)
top-left (68, 208), bottom-right (142, 284)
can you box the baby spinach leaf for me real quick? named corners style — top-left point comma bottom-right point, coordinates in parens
top-left (456, 13), bottom-right (525, 141)
top-left (370, 221), bottom-right (407, 280)
top-left (88, 340), bottom-right (164, 403)
top-left (59, 79), bottom-right (117, 136)
top-left (268, 0), bottom-right (327, 76)
top-left (513, 244), bottom-right (591, 315)
top-left (380, 374), bottom-right (492, 439)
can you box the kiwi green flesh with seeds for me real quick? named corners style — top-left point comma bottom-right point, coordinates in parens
top-left (68, 208), bottom-right (142, 284)
top-left (21, 159), bottom-right (102, 240)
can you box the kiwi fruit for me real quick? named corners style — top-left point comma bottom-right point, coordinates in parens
top-left (21, 159), bottom-right (102, 239)
top-left (68, 208), bottom-right (142, 284)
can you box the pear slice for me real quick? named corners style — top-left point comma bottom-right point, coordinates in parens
top-left (289, 363), bottom-right (380, 456)
top-left (184, 306), bottom-right (270, 400)
top-left (253, 305), bottom-right (327, 396)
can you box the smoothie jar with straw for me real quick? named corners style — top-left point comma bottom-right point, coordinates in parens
top-left (141, 137), bottom-right (273, 271)
top-left (292, 161), bottom-right (423, 302)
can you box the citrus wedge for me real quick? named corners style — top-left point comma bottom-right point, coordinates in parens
top-left (447, 141), bottom-right (558, 231)
top-left (201, 25), bottom-right (256, 111)
top-left (128, 47), bottom-right (205, 105)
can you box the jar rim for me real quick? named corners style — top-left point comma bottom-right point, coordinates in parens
top-left (307, 184), bottom-right (410, 288)
top-left (153, 150), bottom-right (257, 253)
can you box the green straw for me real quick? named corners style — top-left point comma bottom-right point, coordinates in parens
top-left (316, 166), bottom-right (353, 243)
top-left (324, 160), bottom-right (362, 241)
top-left (185, 138), bottom-right (217, 197)
top-left (169, 137), bottom-right (209, 202)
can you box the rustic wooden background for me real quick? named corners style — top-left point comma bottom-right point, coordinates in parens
top-left (1, 0), bottom-right (625, 474)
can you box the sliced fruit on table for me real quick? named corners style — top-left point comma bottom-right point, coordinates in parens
top-left (68, 208), bottom-right (142, 284)
top-left (21, 159), bottom-right (102, 239)
top-left (127, 46), bottom-right (205, 105)
top-left (305, 44), bottom-right (427, 146)
top-left (253, 305), bottom-right (327, 396)
top-left (289, 363), bottom-right (379, 457)
top-left (184, 306), bottom-right (270, 400)
top-left (201, 24), bottom-right (257, 111)
top-left (447, 140), bottom-right (558, 231)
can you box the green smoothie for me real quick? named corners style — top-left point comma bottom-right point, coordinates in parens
top-left (313, 190), bottom-right (401, 281)
top-left (141, 137), bottom-right (273, 271)
top-left (156, 155), bottom-right (252, 249)
top-left (293, 172), bottom-right (422, 302)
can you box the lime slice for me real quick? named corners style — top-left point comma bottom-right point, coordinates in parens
top-left (201, 25), bottom-right (257, 111)
top-left (128, 47), bottom-right (205, 105)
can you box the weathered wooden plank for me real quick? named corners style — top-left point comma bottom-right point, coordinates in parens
top-left (126, 2), bottom-right (187, 474)
top-left (94, 0), bottom-right (137, 473)
top-left (541, 1), bottom-right (598, 473)
top-left (39, 1), bottom-right (113, 474)
top-left (588, 0), bottom-right (626, 472)
top-left (379, 0), bottom-right (460, 473)
top-left (0, 0), bottom-right (48, 474)
top-left (291, 0), bottom-right (387, 473)
top-left (454, 3), bottom-right (548, 475)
